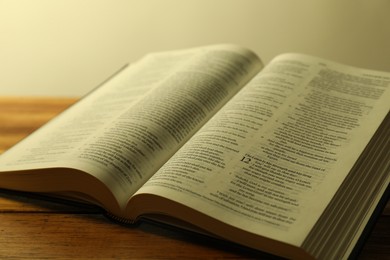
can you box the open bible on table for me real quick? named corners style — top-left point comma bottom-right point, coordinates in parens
top-left (0, 44), bottom-right (389, 259)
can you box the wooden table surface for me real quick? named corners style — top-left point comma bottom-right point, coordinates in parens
top-left (0, 97), bottom-right (388, 259)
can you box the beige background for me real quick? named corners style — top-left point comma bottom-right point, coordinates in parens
top-left (1, 0), bottom-right (390, 97)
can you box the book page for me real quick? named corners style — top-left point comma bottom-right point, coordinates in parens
top-left (0, 44), bottom-right (262, 206)
top-left (136, 53), bottom-right (390, 246)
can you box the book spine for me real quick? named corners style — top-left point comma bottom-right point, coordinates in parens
top-left (104, 211), bottom-right (137, 225)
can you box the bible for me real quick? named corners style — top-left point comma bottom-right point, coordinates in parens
top-left (0, 44), bottom-right (389, 259)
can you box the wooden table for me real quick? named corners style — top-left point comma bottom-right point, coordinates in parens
top-left (0, 97), bottom-right (388, 259)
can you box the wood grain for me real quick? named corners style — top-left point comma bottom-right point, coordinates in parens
top-left (0, 97), bottom-right (388, 259)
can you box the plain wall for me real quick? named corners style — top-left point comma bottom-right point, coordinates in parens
top-left (1, 0), bottom-right (390, 96)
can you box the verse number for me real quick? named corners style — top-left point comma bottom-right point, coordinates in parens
top-left (240, 156), bottom-right (251, 164)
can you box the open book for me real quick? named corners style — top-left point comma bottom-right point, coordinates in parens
top-left (0, 44), bottom-right (389, 259)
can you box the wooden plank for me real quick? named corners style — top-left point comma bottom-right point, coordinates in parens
top-left (0, 212), bottom-right (387, 259)
top-left (0, 213), bottom-right (268, 259)
top-left (0, 97), bottom-right (388, 259)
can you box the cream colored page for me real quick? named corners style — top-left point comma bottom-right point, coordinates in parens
top-left (74, 45), bottom-right (262, 200)
top-left (138, 54), bottom-right (390, 246)
top-left (0, 50), bottom-right (197, 167)
top-left (0, 48), bottom-right (197, 203)
top-left (0, 44), bottom-right (262, 205)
